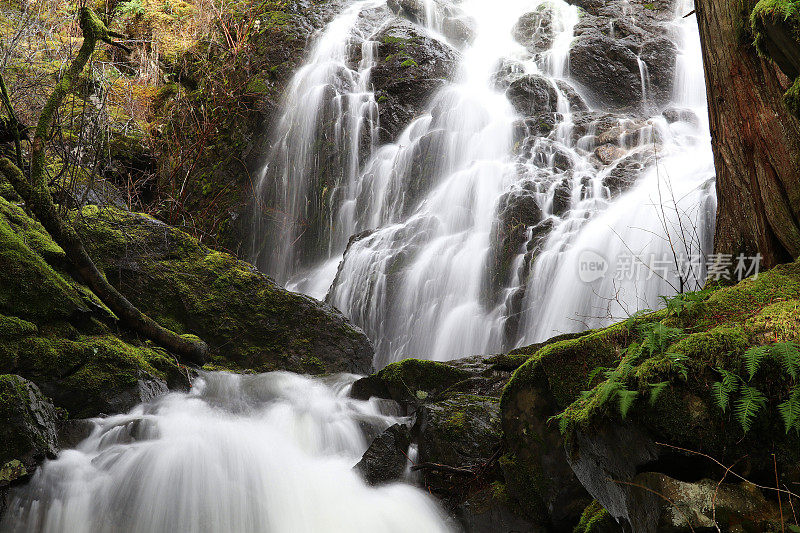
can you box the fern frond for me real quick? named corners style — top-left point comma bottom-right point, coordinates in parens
top-left (771, 342), bottom-right (800, 380)
top-left (644, 323), bottom-right (684, 357)
top-left (712, 368), bottom-right (740, 412)
top-left (668, 352), bottom-right (690, 380)
top-left (617, 388), bottom-right (638, 419)
top-left (734, 385), bottom-right (767, 432)
top-left (743, 345), bottom-right (770, 381)
top-left (587, 366), bottom-right (609, 387)
top-left (648, 382), bottom-right (669, 406)
top-left (597, 379), bottom-right (622, 404)
top-left (778, 388), bottom-right (800, 434)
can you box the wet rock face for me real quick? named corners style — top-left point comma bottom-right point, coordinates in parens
top-left (566, 0), bottom-right (678, 111)
top-left (568, 32), bottom-right (644, 110)
top-left (0, 375), bottom-right (58, 471)
top-left (484, 185), bottom-right (543, 305)
top-left (512, 5), bottom-right (555, 55)
top-left (355, 423), bottom-right (412, 485)
top-left (0, 375), bottom-right (59, 514)
top-left (506, 75), bottom-right (586, 117)
top-left (369, 18), bottom-right (461, 143)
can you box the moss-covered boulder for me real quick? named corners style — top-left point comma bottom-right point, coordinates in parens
top-left (368, 18), bottom-right (461, 143)
top-left (501, 260), bottom-right (800, 531)
top-left (71, 205), bottom-right (373, 375)
top-left (0, 198), bottom-right (188, 419)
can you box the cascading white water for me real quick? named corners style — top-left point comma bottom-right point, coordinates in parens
top-left (252, 0), bottom-right (716, 367)
top-left (1, 372), bottom-right (454, 533)
top-left (516, 0), bottom-right (716, 342)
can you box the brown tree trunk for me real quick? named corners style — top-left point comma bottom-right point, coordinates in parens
top-left (695, 0), bottom-right (800, 268)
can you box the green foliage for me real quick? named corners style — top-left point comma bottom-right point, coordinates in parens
top-left (117, 0), bottom-right (145, 17)
top-left (648, 381), bottom-right (669, 406)
top-left (712, 342), bottom-right (800, 432)
top-left (772, 342), bottom-right (800, 379)
top-left (735, 385), bottom-right (767, 432)
top-left (778, 388), bottom-right (800, 434)
top-left (744, 345), bottom-right (770, 380)
top-left (659, 287), bottom-right (714, 318)
top-left (712, 368), bottom-right (740, 412)
top-left (617, 388), bottom-right (638, 419)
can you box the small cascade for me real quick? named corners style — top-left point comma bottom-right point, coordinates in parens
top-left (1, 372), bottom-right (454, 533)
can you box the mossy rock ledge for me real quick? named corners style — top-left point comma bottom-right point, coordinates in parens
top-left (500, 261), bottom-right (800, 531)
top-left (69, 205), bottom-right (373, 375)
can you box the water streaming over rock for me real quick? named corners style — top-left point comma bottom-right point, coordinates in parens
top-left (252, 0), bottom-right (715, 368)
top-left (1, 372), bottom-right (454, 532)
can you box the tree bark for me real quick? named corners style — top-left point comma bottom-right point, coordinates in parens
top-left (0, 8), bottom-right (207, 365)
top-left (695, 0), bottom-right (800, 268)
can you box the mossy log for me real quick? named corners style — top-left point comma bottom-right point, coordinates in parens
top-left (0, 8), bottom-right (207, 365)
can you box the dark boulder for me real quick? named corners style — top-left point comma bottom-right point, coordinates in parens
top-left (0, 375), bottom-right (58, 472)
top-left (417, 393), bottom-right (502, 492)
top-left (506, 74), bottom-right (560, 116)
top-left (568, 32), bottom-right (643, 111)
top-left (0, 375), bottom-right (58, 515)
top-left (639, 37), bottom-right (678, 107)
top-left (355, 423), bottom-right (412, 485)
top-left (484, 185), bottom-right (543, 304)
top-left (370, 19), bottom-right (461, 143)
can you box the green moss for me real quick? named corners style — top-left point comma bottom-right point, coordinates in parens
top-left (374, 358), bottom-right (472, 403)
top-left (574, 501), bottom-right (613, 533)
top-left (0, 314), bottom-right (37, 338)
top-left (751, 0), bottom-right (800, 53)
top-left (0, 199), bottom-right (87, 321)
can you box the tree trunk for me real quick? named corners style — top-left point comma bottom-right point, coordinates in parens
top-left (695, 0), bottom-right (800, 268)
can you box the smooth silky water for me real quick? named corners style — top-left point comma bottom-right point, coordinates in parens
top-left (253, 0), bottom-right (715, 367)
top-left (1, 372), bottom-right (455, 532)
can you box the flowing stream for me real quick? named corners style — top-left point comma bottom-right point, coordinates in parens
top-left (1, 372), bottom-right (454, 532)
top-left (252, 0), bottom-right (716, 369)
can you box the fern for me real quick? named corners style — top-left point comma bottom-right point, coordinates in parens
top-left (642, 323), bottom-right (684, 357)
top-left (712, 368), bottom-right (740, 412)
top-left (648, 381), bottom-right (669, 406)
top-left (587, 366), bottom-right (609, 387)
top-left (771, 342), bottom-right (800, 380)
top-left (667, 352), bottom-right (690, 380)
top-left (617, 388), bottom-right (638, 419)
top-left (743, 345), bottom-right (770, 381)
top-left (778, 388), bottom-right (800, 434)
top-left (734, 385), bottom-right (767, 432)
top-left (597, 378), bottom-right (622, 405)
top-left (623, 309), bottom-right (652, 331)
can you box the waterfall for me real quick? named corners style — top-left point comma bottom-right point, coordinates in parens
top-left (252, 0), bottom-right (716, 367)
top-left (1, 372), bottom-right (454, 532)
